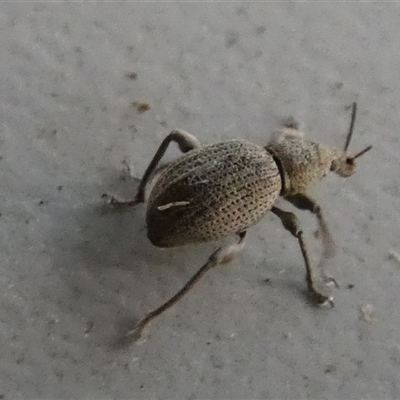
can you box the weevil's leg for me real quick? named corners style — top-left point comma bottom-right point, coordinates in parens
top-left (285, 193), bottom-right (338, 288)
top-left (104, 130), bottom-right (200, 206)
top-left (271, 206), bottom-right (334, 307)
top-left (135, 130), bottom-right (200, 203)
top-left (101, 193), bottom-right (138, 207)
top-left (125, 232), bottom-right (246, 342)
top-left (285, 193), bottom-right (336, 259)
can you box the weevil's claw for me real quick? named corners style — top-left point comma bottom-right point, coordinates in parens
top-left (318, 296), bottom-right (335, 308)
top-left (307, 280), bottom-right (335, 308)
top-left (111, 326), bottom-right (143, 349)
top-left (312, 291), bottom-right (335, 308)
top-left (282, 116), bottom-right (300, 130)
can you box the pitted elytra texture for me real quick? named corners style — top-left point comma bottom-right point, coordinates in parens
top-left (105, 102), bottom-right (372, 342)
top-left (147, 140), bottom-right (281, 247)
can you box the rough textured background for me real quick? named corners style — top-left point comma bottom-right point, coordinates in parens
top-left (1, 3), bottom-right (400, 399)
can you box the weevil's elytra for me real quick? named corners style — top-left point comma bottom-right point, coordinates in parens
top-left (147, 140), bottom-right (281, 247)
top-left (105, 102), bottom-right (372, 341)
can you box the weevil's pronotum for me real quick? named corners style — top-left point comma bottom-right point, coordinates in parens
top-left (105, 102), bottom-right (372, 340)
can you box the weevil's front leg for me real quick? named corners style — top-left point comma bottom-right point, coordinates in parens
top-left (271, 206), bottom-right (334, 307)
top-left (125, 232), bottom-right (246, 342)
top-left (285, 193), bottom-right (336, 260)
top-left (104, 129), bottom-right (200, 206)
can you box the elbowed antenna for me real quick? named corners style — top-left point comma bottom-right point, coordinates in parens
top-left (344, 102), bottom-right (357, 152)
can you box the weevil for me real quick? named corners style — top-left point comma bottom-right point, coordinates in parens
top-left (105, 102), bottom-right (372, 340)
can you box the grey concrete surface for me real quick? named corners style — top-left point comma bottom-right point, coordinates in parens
top-left (1, 2), bottom-right (400, 399)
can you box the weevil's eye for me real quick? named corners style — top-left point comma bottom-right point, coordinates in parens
top-left (330, 160), bottom-right (339, 171)
top-left (343, 158), bottom-right (356, 176)
top-left (346, 157), bottom-right (354, 166)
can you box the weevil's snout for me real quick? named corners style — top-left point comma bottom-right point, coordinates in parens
top-left (331, 145), bottom-right (372, 178)
top-left (334, 156), bottom-right (356, 177)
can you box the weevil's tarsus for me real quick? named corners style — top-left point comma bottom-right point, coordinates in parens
top-left (282, 116), bottom-right (300, 131)
top-left (125, 232), bottom-right (246, 342)
top-left (101, 193), bottom-right (138, 207)
top-left (271, 206), bottom-right (334, 307)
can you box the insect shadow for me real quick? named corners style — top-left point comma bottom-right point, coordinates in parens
top-left (49, 170), bottom-right (220, 347)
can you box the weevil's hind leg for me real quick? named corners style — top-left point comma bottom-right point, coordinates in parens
top-left (285, 193), bottom-right (338, 287)
top-left (271, 206), bottom-right (334, 307)
top-left (104, 129), bottom-right (200, 206)
top-left (125, 232), bottom-right (246, 342)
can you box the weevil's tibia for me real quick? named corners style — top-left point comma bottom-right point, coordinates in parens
top-left (271, 206), bottom-right (335, 307)
top-left (125, 232), bottom-right (246, 342)
top-left (285, 193), bottom-right (336, 260)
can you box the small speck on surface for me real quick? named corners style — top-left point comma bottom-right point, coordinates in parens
top-left (360, 304), bottom-right (377, 322)
top-left (388, 251), bottom-right (400, 266)
top-left (125, 72), bottom-right (138, 80)
top-left (324, 365), bottom-right (337, 374)
top-left (255, 25), bottom-right (266, 34)
top-left (226, 31), bottom-right (239, 47)
top-left (132, 101), bottom-right (150, 114)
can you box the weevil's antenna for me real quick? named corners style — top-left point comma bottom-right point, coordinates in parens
top-left (344, 102), bottom-right (357, 152)
top-left (352, 145), bottom-right (373, 160)
top-left (342, 102), bottom-right (373, 163)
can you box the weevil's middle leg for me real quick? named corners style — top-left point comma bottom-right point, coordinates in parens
top-left (104, 129), bottom-right (200, 206)
top-left (285, 193), bottom-right (336, 260)
top-left (271, 206), bottom-right (334, 307)
top-left (125, 232), bottom-right (246, 342)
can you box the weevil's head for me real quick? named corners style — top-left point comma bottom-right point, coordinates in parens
top-left (267, 102), bottom-right (372, 196)
top-left (329, 102), bottom-right (372, 178)
top-left (329, 144), bottom-right (372, 178)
